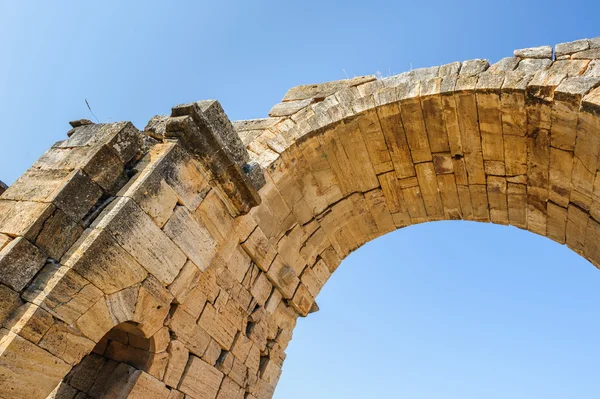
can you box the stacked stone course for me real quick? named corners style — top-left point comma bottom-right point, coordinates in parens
top-left (1, 37), bottom-right (600, 398)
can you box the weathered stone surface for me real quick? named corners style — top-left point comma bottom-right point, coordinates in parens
top-left (4, 302), bottom-right (53, 344)
top-left (0, 237), bottom-right (47, 291)
top-left (0, 284), bottom-right (22, 325)
top-left (63, 228), bottom-right (147, 294)
top-left (93, 197), bottom-right (187, 285)
top-left (0, 200), bottom-right (54, 240)
top-left (0, 329), bottom-right (71, 399)
top-left (514, 45), bottom-right (552, 59)
top-left (164, 340), bottom-right (189, 388)
top-left (556, 39), bottom-right (590, 57)
top-left (127, 371), bottom-right (170, 399)
top-left (3, 37), bottom-right (600, 399)
top-left (167, 103), bottom-right (261, 215)
top-left (282, 76), bottom-right (376, 102)
top-left (163, 206), bottom-right (217, 271)
top-left (39, 321), bottom-right (95, 365)
top-left (269, 99), bottom-right (314, 117)
top-left (133, 276), bottom-right (173, 337)
top-left (179, 356), bottom-right (224, 399)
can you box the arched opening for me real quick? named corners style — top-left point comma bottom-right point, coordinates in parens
top-left (50, 322), bottom-right (169, 398)
top-left (274, 222), bottom-right (600, 398)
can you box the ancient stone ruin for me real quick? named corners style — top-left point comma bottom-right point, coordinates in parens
top-left (2, 37), bottom-right (600, 398)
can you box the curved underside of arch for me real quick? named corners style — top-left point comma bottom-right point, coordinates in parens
top-left (1, 38), bottom-right (600, 398)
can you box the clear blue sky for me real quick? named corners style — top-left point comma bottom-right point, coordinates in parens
top-left (1, 1), bottom-right (599, 398)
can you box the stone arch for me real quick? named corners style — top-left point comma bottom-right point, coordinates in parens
top-left (1, 38), bottom-right (600, 398)
top-left (53, 321), bottom-right (169, 398)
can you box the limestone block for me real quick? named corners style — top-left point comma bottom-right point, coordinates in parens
top-left (106, 286), bottom-right (139, 325)
top-left (334, 118), bottom-right (379, 192)
top-left (203, 337), bottom-right (222, 366)
top-left (133, 276), bottom-right (173, 337)
top-left (584, 218), bottom-right (600, 267)
top-left (168, 260), bottom-right (202, 304)
top-left (282, 76), bottom-right (375, 102)
top-left (87, 358), bottom-right (119, 397)
top-left (290, 283), bottom-right (315, 317)
top-left (223, 354), bottom-right (248, 387)
top-left (269, 99), bottom-right (313, 117)
top-left (375, 103), bottom-right (415, 179)
top-left (127, 371), bottom-right (170, 399)
top-left (35, 208), bottom-right (83, 261)
top-left (168, 306), bottom-right (210, 357)
top-left (164, 340), bottom-right (189, 388)
top-left (34, 145), bottom-right (126, 193)
top-left (503, 134), bottom-right (527, 176)
top-left (0, 284), bottom-right (22, 325)
top-left (528, 60), bottom-right (590, 101)
top-left (217, 376), bottom-right (244, 399)
top-left (234, 118), bottom-right (283, 133)
top-left (546, 202), bottom-right (567, 244)
top-left (168, 390), bottom-right (185, 399)
top-left (167, 104), bottom-right (261, 215)
top-left (61, 122), bottom-right (141, 163)
top-left (104, 339), bottom-right (150, 368)
top-left (0, 237), bottom-right (47, 291)
top-left (415, 162), bottom-right (444, 218)
top-left (195, 189), bottom-right (236, 242)
top-left (3, 169), bottom-right (103, 221)
top-left (566, 204), bottom-right (588, 255)
top-left (179, 356), bottom-right (224, 399)
top-left (4, 302), bottom-right (52, 344)
top-left (0, 329), bottom-right (71, 399)
top-left (0, 200), bottom-right (54, 240)
top-left (265, 256), bottom-right (299, 300)
top-left (197, 302), bottom-right (238, 350)
top-left (556, 39), bottom-right (590, 57)
top-left (572, 49), bottom-right (600, 60)
top-left (197, 100), bottom-right (251, 167)
top-left (76, 297), bottom-right (116, 342)
top-left (251, 272), bottom-right (273, 307)
top-left (93, 197), bottom-right (187, 285)
top-left (22, 263), bottom-right (103, 325)
top-left (241, 227), bottom-right (276, 272)
top-left (514, 45), bottom-right (552, 59)
top-left (507, 183), bottom-right (527, 228)
top-left (163, 206), bottom-right (217, 271)
top-left (119, 157), bottom-right (180, 228)
top-left (63, 228), bottom-right (147, 295)
top-left (0, 233), bottom-right (10, 252)
top-left (38, 321), bottom-right (95, 365)
top-left (94, 362), bottom-right (140, 398)
top-left (487, 176), bottom-right (508, 225)
top-left (63, 352), bottom-right (106, 392)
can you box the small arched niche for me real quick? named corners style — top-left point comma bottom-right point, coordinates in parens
top-left (50, 322), bottom-right (170, 398)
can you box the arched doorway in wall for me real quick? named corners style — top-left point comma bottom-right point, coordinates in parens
top-left (50, 322), bottom-right (170, 399)
top-left (274, 222), bottom-right (600, 399)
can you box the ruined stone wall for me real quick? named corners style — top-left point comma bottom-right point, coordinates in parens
top-left (1, 37), bottom-right (600, 399)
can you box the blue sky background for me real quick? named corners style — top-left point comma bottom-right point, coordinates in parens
top-left (1, 1), bottom-right (599, 398)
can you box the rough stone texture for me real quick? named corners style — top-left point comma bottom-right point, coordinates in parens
top-left (0, 37), bottom-right (600, 399)
top-left (514, 45), bottom-right (553, 59)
